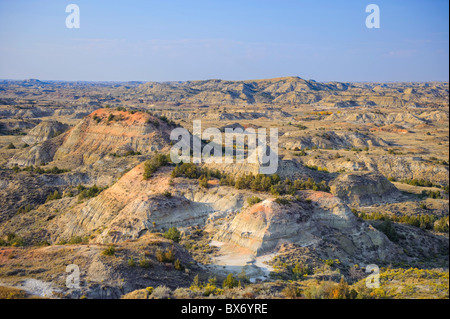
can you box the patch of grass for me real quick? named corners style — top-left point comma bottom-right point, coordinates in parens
top-left (0, 233), bottom-right (26, 247)
top-left (247, 196), bottom-right (262, 206)
top-left (0, 286), bottom-right (28, 299)
top-left (274, 198), bottom-right (291, 206)
top-left (139, 255), bottom-right (151, 268)
top-left (102, 245), bottom-right (116, 256)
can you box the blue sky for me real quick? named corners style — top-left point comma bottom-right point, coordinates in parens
top-left (0, 0), bottom-right (448, 82)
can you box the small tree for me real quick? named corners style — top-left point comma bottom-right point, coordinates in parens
top-left (164, 248), bottom-right (175, 262)
top-left (376, 218), bottom-right (399, 242)
top-left (46, 190), bottom-right (62, 203)
top-left (247, 196), bottom-right (262, 206)
top-left (139, 255), bottom-right (151, 268)
top-left (199, 176), bottom-right (208, 188)
top-left (190, 274), bottom-right (201, 291)
top-left (102, 245), bottom-right (116, 256)
top-left (6, 143), bottom-right (16, 149)
top-left (163, 227), bottom-right (181, 243)
top-left (128, 256), bottom-right (136, 267)
top-left (174, 258), bottom-right (184, 271)
top-left (238, 268), bottom-right (250, 284)
top-left (222, 274), bottom-right (238, 289)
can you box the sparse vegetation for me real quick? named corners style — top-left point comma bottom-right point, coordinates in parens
top-left (223, 274), bottom-right (239, 289)
top-left (163, 227), bottom-right (181, 243)
top-left (102, 245), bottom-right (116, 256)
top-left (247, 196), bottom-right (262, 206)
top-left (45, 190), bottom-right (62, 202)
top-left (12, 165), bottom-right (70, 175)
top-left (356, 211), bottom-right (449, 234)
top-left (0, 233), bottom-right (26, 247)
top-left (77, 184), bottom-right (105, 200)
top-left (143, 154), bottom-right (171, 179)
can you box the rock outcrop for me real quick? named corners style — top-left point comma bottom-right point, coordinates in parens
top-left (282, 130), bottom-right (389, 150)
top-left (9, 109), bottom-right (174, 168)
top-left (48, 164), bottom-right (244, 243)
top-left (214, 192), bottom-right (404, 264)
top-left (330, 172), bottom-right (401, 206)
top-left (21, 120), bottom-right (69, 145)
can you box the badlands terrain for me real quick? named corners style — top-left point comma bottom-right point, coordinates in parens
top-left (0, 77), bottom-right (448, 299)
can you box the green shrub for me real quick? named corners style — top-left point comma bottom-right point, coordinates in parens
top-left (128, 256), bottom-right (136, 267)
top-left (78, 184), bottom-right (104, 200)
top-left (199, 176), bottom-right (209, 188)
top-left (434, 216), bottom-right (449, 233)
top-left (174, 258), bottom-right (184, 271)
top-left (156, 248), bottom-right (175, 263)
top-left (139, 256), bottom-right (151, 268)
top-left (16, 204), bottom-right (33, 214)
top-left (1, 233), bottom-right (25, 247)
top-left (376, 218), bottom-right (399, 242)
top-left (46, 190), bottom-right (62, 203)
top-left (163, 227), bottom-right (181, 243)
top-left (222, 274), bottom-right (239, 289)
top-left (247, 196), bottom-right (262, 206)
top-left (68, 236), bottom-right (83, 245)
top-left (282, 284), bottom-right (302, 298)
top-left (291, 262), bottom-right (312, 280)
top-left (92, 114), bottom-right (101, 123)
top-left (275, 198), bottom-right (291, 206)
top-left (143, 154), bottom-right (171, 180)
top-left (190, 274), bottom-right (202, 291)
top-left (102, 245), bottom-right (116, 256)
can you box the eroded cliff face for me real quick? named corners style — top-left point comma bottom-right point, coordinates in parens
top-left (47, 164), bottom-right (245, 244)
top-left (282, 130), bottom-right (389, 151)
top-left (53, 109), bottom-right (173, 166)
top-left (47, 160), bottom-right (403, 267)
top-left (305, 155), bottom-right (449, 187)
top-left (214, 192), bottom-right (403, 264)
top-left (21, 120), bottom-right (69, 145)
top-left (9, 109), bottom-right (174, 168)
top-left (330, 172), bottom-right (401, 206)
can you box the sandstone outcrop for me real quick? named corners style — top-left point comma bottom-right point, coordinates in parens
top-left (9, 109), bottom-right (174, 168)
top-left (214, 193), bottom-right (404, 264)
top-left (330, 172), bottom-right (401, 206)
top-left (21, 120), bottom-right (69, 145)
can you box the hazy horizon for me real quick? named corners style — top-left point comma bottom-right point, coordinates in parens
top-left (0, 0), bottom-right (448, 82)
top-left (0, 76), bottom-right (449, 84)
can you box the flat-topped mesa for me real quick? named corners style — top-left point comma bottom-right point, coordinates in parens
top-left (9, 108), bottom-right (175, 167)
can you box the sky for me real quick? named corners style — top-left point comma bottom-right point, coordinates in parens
top-left (0, 0), bottom-right (448, 82)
